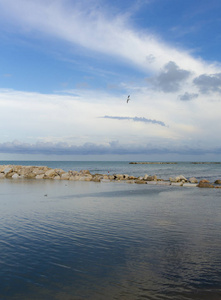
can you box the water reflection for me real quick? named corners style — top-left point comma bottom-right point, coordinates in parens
top-left (0, 180), bottom-right (221, 299)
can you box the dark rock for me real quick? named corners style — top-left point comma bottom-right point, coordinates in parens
top-left (214, 179), bottom-right (221, 184)
top-left (197, 181), bottom-right (214, 188)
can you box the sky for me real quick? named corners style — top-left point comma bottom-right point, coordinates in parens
top-left (0, 0), bottom-right (221, 161)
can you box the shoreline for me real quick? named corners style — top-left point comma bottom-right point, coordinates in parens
top-left (129, 161), bottom-right (221, 164)
top-left (0, 164), bottom-right (221, 189)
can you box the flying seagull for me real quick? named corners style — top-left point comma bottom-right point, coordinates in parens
top-left (127, 95), bottom-right (130, 103)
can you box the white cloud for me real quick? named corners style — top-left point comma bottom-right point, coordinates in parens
top-left (0, 1), bottom-right (221, 158)
top-left (0, 0), bottom-right (220, 76)
top-left (0, 87), bottom-right (221, 155)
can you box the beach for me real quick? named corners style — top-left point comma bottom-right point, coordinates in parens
top-left (1, 163), bottom-right (221, 299)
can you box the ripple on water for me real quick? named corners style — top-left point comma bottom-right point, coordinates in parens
top-left (0, 180), bottom-right (221, 299)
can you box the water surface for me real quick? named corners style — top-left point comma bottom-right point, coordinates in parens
top-left (1, 179), bottom-right (221, 299)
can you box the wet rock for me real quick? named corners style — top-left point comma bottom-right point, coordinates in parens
top-left (197, 181), bottom-right (214, 188)
top-left (214, 179), bottom-right (221, 184)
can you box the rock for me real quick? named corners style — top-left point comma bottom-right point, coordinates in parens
top-left (36, 174), bottom-right (45, 179)
top-left (92, 177), bottom-right (101, 182)
top-left (25, 172), bottom-right (36, 179)
top-left (126, 180), bottom-right (134, 184)
top-left (45, 169), bottom-right (56, 178)
top-left (169, 177), bottom-right (177, 182)
top-left (12, 173), bottom-right (19, 179)
top-left (177, 175), bottom-right (188, 182)
top-left (189, 177), bottom-right (198, 183)
top-left (145, 175), bottom-right (157, 181)
top-left (80, 170), bottom-right (91, 175)
top-left (135, 180), bottom-right (147, 184)
top-left (33, 169), bottom-right (46, 176)
top-left (214, 179), bottom-right (221, 184)
top-left (170, 175), bottom-right (187, 183)
top-left (6, 172), bottom-right (16, 178)
top-left (79, 175), bottom-right (92, 181)
top-left (197, 181), bottom-right (214, 188)
top-left (54, 169), bottom-right (66, 175)
top-left (3, 167), bottom-right (13, 175)
top-left (115, 174), bottom-right (124, 180)
top-left (0, 173), bottom-right (6, 178)
top-left (60, 173), bottom-right (70, 180)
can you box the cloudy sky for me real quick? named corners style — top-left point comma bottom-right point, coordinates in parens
top-left (0, 0), bottom-right (221, 161)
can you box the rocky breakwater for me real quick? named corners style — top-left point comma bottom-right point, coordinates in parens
top-left (0, 165), bottom-right (134, 183)
top-left (0, 165), bottom-right (220, 189)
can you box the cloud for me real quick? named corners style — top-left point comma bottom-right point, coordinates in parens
top-left (0, 0), bottom-right (219, 77)
top-left (100, 115), bottom-right (166, 127)
top-left (179, 92), bottom-right (198, 101)
top-left (193, 73), bottom-right (221, 94)
top-left (151, 61), bottom-right (191, 93)
top-left (0, 140), bottom-right (220, 156)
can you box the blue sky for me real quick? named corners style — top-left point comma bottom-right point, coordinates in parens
top-left (0, 0), bottom-right (221, 161)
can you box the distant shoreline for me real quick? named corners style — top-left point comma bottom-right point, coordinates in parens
top-left (129, 162), bottom-right (221, 164)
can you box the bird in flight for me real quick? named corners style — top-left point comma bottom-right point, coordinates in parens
top-left (127, 95), bottom-right (130, 103)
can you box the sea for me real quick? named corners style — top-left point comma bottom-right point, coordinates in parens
top-left (0, 161), bottom-right (221, 300)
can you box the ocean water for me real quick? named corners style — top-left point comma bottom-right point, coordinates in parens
top-left (1, 160), bottom-right (221, 182)
top-left (1, 161), bottom-right (221, 299)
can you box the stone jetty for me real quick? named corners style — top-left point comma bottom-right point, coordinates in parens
top-left (0, 165), bottom-right (220, 189)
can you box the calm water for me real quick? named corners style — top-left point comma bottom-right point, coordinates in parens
top-left (1, 178), bottom-right (221, 299)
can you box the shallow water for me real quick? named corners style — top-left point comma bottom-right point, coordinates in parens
top-left (1, 179), bottom-right (221, 299)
